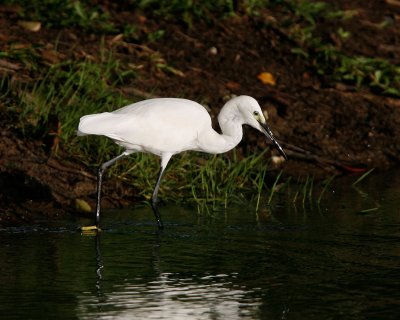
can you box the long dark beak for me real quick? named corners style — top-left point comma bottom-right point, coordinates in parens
top-left (259, 121), bottom-right (288, 160)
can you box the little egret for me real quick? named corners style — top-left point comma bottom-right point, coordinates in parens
top-left (78, 95), bottom-right (287, 230)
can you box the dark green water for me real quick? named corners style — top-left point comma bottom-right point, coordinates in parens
top-left (1, 170), bottom-right (400, 319)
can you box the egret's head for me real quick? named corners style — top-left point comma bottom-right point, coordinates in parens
top-left (237, 96), bottom-right (287, 160)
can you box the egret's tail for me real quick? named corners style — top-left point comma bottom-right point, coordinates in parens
top-left (78, 113), bottom-right (115, 136)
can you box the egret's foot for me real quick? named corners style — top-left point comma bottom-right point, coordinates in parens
top-left (79, 225), bottom-right (101, 236)
top-left (157, 220), bottom-right (164, 230)
top-left (151, 203), bottom-right (164, 229)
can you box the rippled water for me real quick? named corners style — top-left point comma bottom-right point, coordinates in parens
top-left (1, 170), bottom-right (400, 319)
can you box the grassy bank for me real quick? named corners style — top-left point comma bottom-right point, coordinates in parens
top-left (3, 55), bottom-right (338, 210)
top-left (1, 0), bottom-right (390, 211)
top-left (1, 55), bottom-right (287, 208)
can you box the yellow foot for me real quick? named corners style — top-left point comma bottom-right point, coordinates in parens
top-left (79, 225), bottom-right (101, 235)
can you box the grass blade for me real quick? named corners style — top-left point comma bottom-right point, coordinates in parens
top-left (352, 168), bottom-right (375, 186)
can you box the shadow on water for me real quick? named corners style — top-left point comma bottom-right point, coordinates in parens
top-left (1, 169), bottom-right (400, 319)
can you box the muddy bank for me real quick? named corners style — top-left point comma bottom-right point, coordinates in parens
top-left (0, 126), bottom-right (137, 226)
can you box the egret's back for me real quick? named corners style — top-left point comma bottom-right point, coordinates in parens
top-left (78, 98), bottom-right (213, 155)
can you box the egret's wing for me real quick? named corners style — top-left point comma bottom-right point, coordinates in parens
top-left (112, 98), bottom-right (204, 116)
top-left (78, 98), bottom-right (212, 153)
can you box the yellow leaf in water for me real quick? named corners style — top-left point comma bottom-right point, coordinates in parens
top-left (257, 72), bottom-right (276, 86)
top-left (80, 225), bottom-right (101, 236)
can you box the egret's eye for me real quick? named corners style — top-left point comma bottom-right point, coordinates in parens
top-left (253, 111), bottom-right (259, 116)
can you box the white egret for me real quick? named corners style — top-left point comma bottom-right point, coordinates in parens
top-left (78, 95), bottom-right (287, 230)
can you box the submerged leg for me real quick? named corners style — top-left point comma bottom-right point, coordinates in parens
top-left (151, 167), bottom-right (166, 229)
top-left (151, 154), bottom-right (172, 229)
top-left (95, 152), bottom-right (129, 227)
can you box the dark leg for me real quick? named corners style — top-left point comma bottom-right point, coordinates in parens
top-left (151, 166), bottom-right (166, 229)
top-left (95, 152), bottom-right (128, 227)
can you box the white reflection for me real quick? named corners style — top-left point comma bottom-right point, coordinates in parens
top-left (77, 272), bottom-right (261, 319)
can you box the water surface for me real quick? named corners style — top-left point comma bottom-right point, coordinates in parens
top-left (1, 170), bottom-right (399, 319)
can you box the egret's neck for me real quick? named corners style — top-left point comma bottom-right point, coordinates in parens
top-left (197, 101), bottom-right (243, 154)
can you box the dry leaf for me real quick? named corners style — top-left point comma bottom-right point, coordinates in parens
top-left (257, 72), bottom-right (276, 86)
top-left (41, 49), bottom-right (63, 65)
top-left (157, 63), bottom-right (185, 77)
top-left (0, 59), bottom-right (21, 71)
top-left (0, 5), bottom-right (21, 14)
top-left (138, 15), bottom-right (147, 24)
top-left (0, 33), bottom-right (8, 42)
top-left (225, 81), bottom-right (241, 91)
top-left (386, 0), bottom-right (400, 7)
top-left (18, 20), bottom-right (41, 32)
top-left (110, 33), bottom-right (124, 44)
top-left (11, 43), bottom-right (31, 50)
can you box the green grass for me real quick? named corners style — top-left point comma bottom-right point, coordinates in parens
top-left (76, 140), bottom-right (287, 210)
top-left (132, 0), bottom-right (237, 26)
top-left (317, 174), bottom-right (335, 206)
top-left (352, 168), bottom-right (375, 187)
top-left (3, 0), bottom-right (115, 32)
top-left (91, 146), bottom-right (282, 209)
top-left (5, 0), bottom-right (238, 30)
top-left (5, 52), bottom-right (133, 152)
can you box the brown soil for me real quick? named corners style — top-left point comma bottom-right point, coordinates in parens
top-left (1, 1), bottom-right (400, 225)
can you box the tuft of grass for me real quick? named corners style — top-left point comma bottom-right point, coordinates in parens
top-left (4, 0), bottom-right (115, 32)
top-left (255, 168), bottom-right (267, 211)
top-left (132, 0), bottom-right (237, 27)
top-left (317, 174), bottom-right (335, 206)
top-left (267, 170), bottom-right (283, 206)
top-left (284, 174), bottom-right (334, 210)
top-left (5, 53), bottom-right (134, 156)
top-left (283, 0), bottom-right (400, 96)
top-left (112, 149), bottom-right (292, 212)
top-left (176, 149), bottom-right (274, 208)
top-left (300, 175), bottom-right (314, 207)
top-left (85, 148), bottom-right (283, 210)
